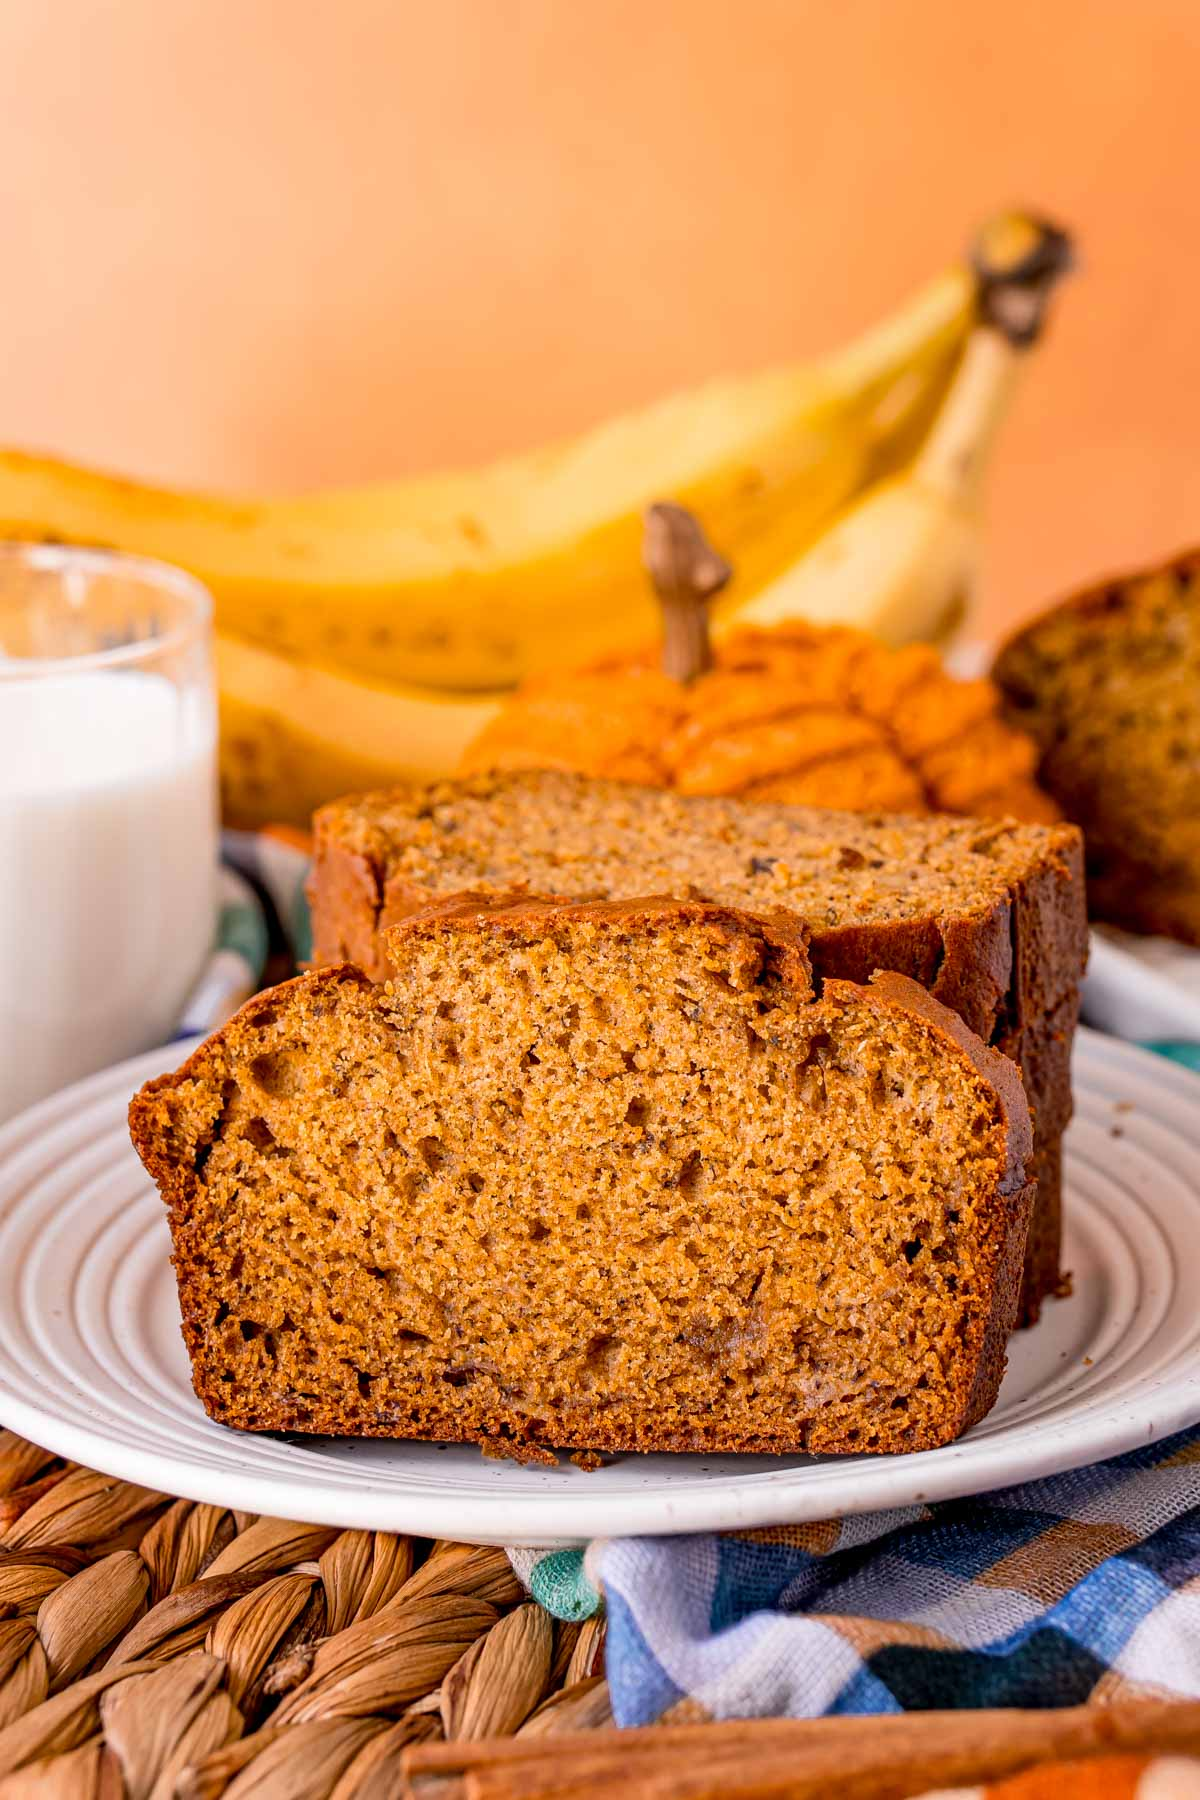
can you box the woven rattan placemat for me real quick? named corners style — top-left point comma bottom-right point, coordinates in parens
top-left (0, 1427), bottom-right (609, 1796)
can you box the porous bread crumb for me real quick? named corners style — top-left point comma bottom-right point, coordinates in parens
top-left (130, 897), bottom-right (1034, 1459)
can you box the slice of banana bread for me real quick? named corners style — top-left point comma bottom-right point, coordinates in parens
top-left (308, 771), bottom-right (1085, 1322)
top-left (994, 549), bottom-right (1200, 944)
top-left (130, 897), bottom-right (1033, 1458)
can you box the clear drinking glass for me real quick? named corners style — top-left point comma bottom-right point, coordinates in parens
top-left (0, 543), bottom-right (217, 1122)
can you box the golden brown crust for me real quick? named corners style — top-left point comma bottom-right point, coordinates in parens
top-left (1019, 1139), bottom-right (1070, 1324)
top-left (131, 899), bottom-right (1032, 1460)
top-left (826, 970), bottom-right (1034, 1415)
top-left (848, 972), bottom-right (1033, 1189)
top-left (388, 890), bottom-right (816, 1001)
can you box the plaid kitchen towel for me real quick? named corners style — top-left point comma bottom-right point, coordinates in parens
top-left (173, 860), bottom-right (266, 1040)
top-left (177, 828), bottom-right (311, 1037)
top-left (182, 834), bottom-right (1200, 1728)
top-left (587, 1426), bottom-right (1200, 1723)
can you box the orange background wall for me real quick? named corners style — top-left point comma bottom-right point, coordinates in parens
top-left (4, 0), bottom-right (1198, 639)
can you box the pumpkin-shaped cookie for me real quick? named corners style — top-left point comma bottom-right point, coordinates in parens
top-left (462, 503), bottom-right (1057, 823)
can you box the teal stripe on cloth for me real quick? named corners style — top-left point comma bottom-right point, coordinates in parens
top-left (217, 888), bottom-right (269, 974)
top-left (1143, 1040), bottom-right (1200, 1072)
top-left (291, 882), bottom-right (314, 965)
top-left (527, 1549), bottom-right (600, 1622)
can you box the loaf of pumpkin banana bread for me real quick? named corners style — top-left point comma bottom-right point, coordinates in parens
top-left (308, 772), bottom-right (1086, 1323)
top-left (130, 897), bottom-right (1033, 1457)
top-left (994, 548), bottom-right (1200, 944)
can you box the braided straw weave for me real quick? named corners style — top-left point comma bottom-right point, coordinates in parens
top-left (0, 1429), bottom-right (609, 1797)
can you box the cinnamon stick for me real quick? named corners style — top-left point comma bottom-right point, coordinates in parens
top-left (402, 1699), bottom-right (1200, 1800)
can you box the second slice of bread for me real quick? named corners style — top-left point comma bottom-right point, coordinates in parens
top-left (130, 897), bottom-right (1033, 1460)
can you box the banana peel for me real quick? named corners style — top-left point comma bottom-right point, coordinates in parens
top-left (218, 634), bottom-right (498, 828)
top-left (724, 462), bottom-right (982, 649)
top-left (0, 269), bottom-right (971, 693)
top-left (729, 226), bottom-right (1072, 646)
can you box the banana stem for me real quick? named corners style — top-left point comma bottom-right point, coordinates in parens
top-left (916, 213), bottom-right (1073, 505)
top-left (972, 212), bottom-right (1074, 347)
top-left (913, 329), bottom-right (1021, 504)
top-left (643, 503), bottom-right (731, 684)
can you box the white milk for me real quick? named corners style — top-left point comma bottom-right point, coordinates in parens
top-left (0, 671), bottom-right (217, 1120)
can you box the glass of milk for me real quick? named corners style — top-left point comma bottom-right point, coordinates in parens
top-left (0, 544), bottom-right (217, 1122)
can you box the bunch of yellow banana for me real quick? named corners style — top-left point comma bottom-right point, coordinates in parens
top-left (0, 213), bottom-right (1068, 828)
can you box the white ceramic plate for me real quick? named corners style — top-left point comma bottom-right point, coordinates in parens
top-left (1, 1030), bottom-right (1199, 1548)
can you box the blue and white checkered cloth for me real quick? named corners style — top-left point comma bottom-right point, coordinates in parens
top-left (186, 837), bottom-right (1200, 1729)
top-left (574, 1426), bottom-right (1200, 1722)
